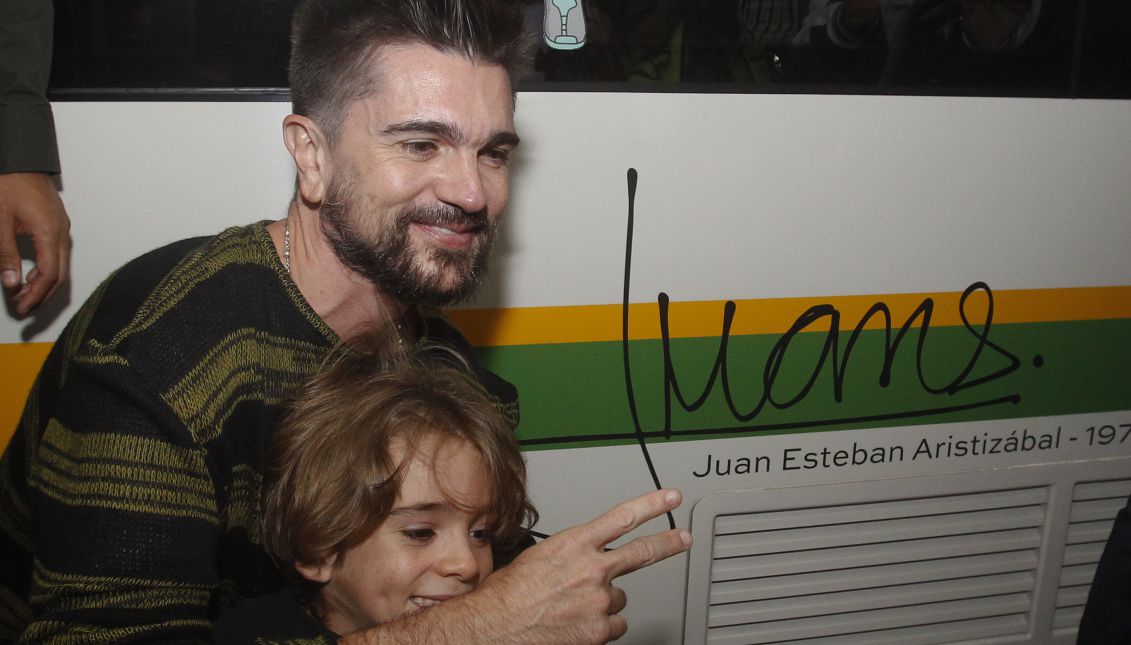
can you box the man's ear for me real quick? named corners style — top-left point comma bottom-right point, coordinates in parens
top-left (283, 114), bottom-right (331, 205)
top-left (294, 553), bottom-right (337, 584)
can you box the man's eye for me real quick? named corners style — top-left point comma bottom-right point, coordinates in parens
top-left (402, 528), bottom-right (435, 542)
top-left (481, 147), bottom-right (511, 167)
top-left (403, 141), bottom-right (438, 157)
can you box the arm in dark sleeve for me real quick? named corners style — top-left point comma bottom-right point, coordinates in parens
top-left (1077, 493), bottom-right (1131, 644)
top-left (0, 0), bottom-right (60, 174)
top-left (19, 354), bottom-right (222, 642)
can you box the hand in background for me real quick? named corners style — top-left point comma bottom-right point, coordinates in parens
top-left (0, 172), bottom-right (71, 315)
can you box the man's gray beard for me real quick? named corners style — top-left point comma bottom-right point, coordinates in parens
top-left (319, 186), bottom-right (496, 309)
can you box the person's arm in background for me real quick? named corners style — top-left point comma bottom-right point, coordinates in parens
top-left (0, 0), bottom-right (71, 315)
top-left (1077, 493), bottom-right (1131, 644)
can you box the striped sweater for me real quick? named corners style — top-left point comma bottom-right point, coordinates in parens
top-left (0, 222), bottom-right (518, 642)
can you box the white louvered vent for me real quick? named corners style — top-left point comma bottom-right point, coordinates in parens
top-left (1052, 478), bottom-right (1131, 636)
top-left (683, 460), bottom-right (1131, 645)
top-left (703, 488), bottom-right (1045, 644)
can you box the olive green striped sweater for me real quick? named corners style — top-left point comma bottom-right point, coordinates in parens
top-left (0, 222), bottom-right (518, 643)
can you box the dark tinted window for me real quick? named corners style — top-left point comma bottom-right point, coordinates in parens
top-left (49, 0), bottom-right (1131, 99)
top-left (51, 0), bottom-right (294, 97)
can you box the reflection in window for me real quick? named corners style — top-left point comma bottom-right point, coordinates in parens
top-left (48, 0), bottom-right (1131, 99)
top-left (527, 0), bottom-right (1079, 94)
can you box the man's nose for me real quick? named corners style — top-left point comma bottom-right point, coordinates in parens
top-left (435, 153), bottom-right (488, 215)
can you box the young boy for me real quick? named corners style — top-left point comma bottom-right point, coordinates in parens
top-left (214, 350), bottom-right (537, 642)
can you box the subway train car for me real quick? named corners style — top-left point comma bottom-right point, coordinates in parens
top-left (2, 0), bottom-right (1130, 642)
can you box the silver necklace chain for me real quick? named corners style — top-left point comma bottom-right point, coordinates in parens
top-left (283, 219), bottom-right (291, 274)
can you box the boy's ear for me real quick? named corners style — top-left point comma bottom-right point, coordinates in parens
top-left (295, 553), bottom-right (337, 583)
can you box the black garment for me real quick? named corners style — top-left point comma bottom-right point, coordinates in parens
top-left (1078, 493), bottom-right (1131, 644)
top-left (214, 588), bottom-right (336, 644)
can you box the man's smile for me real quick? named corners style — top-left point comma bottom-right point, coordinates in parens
top-left (411, 220), bottom-right (484, 249)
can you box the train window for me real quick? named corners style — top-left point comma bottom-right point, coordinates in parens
top-left (49, 0), bottom-right (1131, 100)
top-left (50, 0), bottom-right (294, 99)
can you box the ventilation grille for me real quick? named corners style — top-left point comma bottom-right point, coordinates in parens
top-left (1052, 478), bottom-right (1131, 634)
top-left (698, 487), bottom-right (1046, 644)
top-left (684, 460), bottom-right (1131, 644)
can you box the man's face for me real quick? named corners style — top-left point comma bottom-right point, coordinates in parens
top-left (321, 43), bottom-right (518, 307)
top-left (315, 437), bottom-right (494, 633)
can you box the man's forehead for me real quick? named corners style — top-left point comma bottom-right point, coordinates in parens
top-left (345, 47), bottom-right (517, 140)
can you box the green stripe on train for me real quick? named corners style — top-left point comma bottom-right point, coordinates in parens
top-left (477, 319), bottom-right (1131, 450)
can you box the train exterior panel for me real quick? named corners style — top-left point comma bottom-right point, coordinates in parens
top-left (2, 92), bottom-right (1129, 642)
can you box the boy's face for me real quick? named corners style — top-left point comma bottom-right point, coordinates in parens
top-left (302, 436), bottom-right (494, 634)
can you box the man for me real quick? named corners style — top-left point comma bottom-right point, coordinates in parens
top-left (0, 0), bottom-right (71, 315)
top-left (0, 0), bottom-right (690, 641)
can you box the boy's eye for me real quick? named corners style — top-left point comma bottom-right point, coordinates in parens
top-left (469, 528), bottom-right (492, 546)
top-left (402, 528), bottom-right (435, 542)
